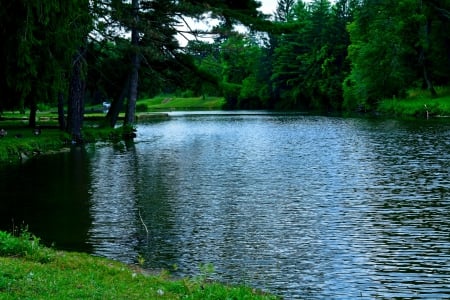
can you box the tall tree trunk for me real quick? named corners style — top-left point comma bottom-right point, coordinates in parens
top-left (28, 97), bottom-right (37, 128)
top-left (423, 63), bottom-right (437, 98)
top-left (124, 0), bottom-right (140, 126)
top-left (104, 77), bottom-right (129, 128)
top-left (420, 11), bottom-right (437, 98)
top-left (57, 91), bottom-right (66, 130)
top-left (67, 48), bottom-right (86, 144)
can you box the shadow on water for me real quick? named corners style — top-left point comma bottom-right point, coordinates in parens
top-left (85, 140), bottom-right (179, 264)
top-left (0, 146), bottom-right (93, 252)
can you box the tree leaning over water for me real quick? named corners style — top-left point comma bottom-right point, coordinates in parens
top-left (102, 0), bottom-right (268, 127)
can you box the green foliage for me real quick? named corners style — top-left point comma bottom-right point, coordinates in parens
top-left (3, 0), bottom-right (450, 118)
top-left (136, 103), bottom-right (148, 112)
top-left (343, 0), bottom-right (450, 111)
top-left (1, 0), bottom-right (92, 114)
top-left (0, 229), bottom-right (53, 263)
top-left (271, 0), bottom-right (352, 111)
top-left (344, 1), bottom-right (411, 109)
top-left (194, 263), bottom-right (216, 284)
top-left (377, 87), bottom-right (450, 117)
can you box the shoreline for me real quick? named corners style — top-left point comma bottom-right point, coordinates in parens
top-left (0, 230), bottom-right (277, 299)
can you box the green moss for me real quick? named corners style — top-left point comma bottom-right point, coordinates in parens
top-left (0, 231), bottom-right (277, 299)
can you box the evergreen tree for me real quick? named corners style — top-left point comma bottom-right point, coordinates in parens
top-left (0, 0), bottom-right (91, 131)
top-left (343, 0), bottom-right (450, 111)
top-left (276, 0), bottom-right (297, 22)
top-left (271, 0), bottom-right (352, 110)
top-left (102, 0), bottom-right (266, 126)
top-left (271, 1), bottom-right (309, 109)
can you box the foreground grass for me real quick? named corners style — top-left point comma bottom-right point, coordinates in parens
top-left (377, 87), bottom-right (450, 118)
top-left (0, 231), bottom-right (277, 300)
top-left (139, 96), bottom-right (225, 111)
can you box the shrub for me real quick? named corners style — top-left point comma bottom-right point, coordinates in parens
top-left (0, 229), bottom-right (54, 263)
top-left (136, 103), bottom-right (148, 112)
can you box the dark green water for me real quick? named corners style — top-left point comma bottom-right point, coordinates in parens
top-left (1, 112), bottom-right (450, 299)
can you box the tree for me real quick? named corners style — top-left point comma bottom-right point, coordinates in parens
top-left (276, 0), bottom-right (297, 22)
top-left (185, 41), bottom-right (222, 98)
top-left (67, 47), bottom-right (88, 143)
top-left (271, 1), bottom-right (309, 109)
top-left (124, 0), bottom-right (141, 126)
top-left (343, 0), bottom-right (450, 111)
top-left (0, 1), bottom-right (91, 127)
top-left (271, 0), bottom-right (352, 111)
top-left (103, 0), bottom-right (267, 126)
top-left (344, 1), bottom-right (414, 110)
top-left (86, 39), bottom-right (131, 128)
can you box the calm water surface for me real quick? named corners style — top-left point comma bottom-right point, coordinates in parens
top-left (1, 112), bottom-right (450, 299)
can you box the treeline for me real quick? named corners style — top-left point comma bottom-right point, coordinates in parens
top-left (1, 0), bottom-right (450, 139)
top-left (0, 0), bottom-right (266, 142)
top-left (186, 0), bottom-right (450, 111)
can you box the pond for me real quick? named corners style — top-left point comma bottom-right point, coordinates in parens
top-left (1, 112), bottom-right (450, 299)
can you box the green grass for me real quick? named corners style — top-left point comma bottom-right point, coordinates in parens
top-left (377, 86), bottom-right (450, 118)
top-left (139, 96), bottom-right (226, 111)
top-left (0, 231), bottom-right (277, 299)
top-left (0, 127), bottom-right (69, 163)
top-left (0, 121), bottom-right (128, 164)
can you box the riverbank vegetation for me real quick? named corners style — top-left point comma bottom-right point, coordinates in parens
top-left (377, 87), bottom-right (450, 118)
top-left (0, 230), bottom-right (277, 299)
top-left (0, 117), bottom-right (125, 164)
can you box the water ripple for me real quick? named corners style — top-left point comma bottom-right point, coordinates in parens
top-left (88, 115), bottom-right (450, 299)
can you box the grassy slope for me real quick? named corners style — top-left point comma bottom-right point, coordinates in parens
top-left (0, 231), bottom-right (277, 299)
top-left (377, 87), bottom-right (450, 118)
top-left (140, 96), bottom-right (225, 111)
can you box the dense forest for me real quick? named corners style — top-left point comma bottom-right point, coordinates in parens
top-left (1, 0), bottom-right (450, 140)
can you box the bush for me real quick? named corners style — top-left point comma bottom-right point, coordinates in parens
top-left (0, 229), bottom-right (54, 263)
top-left (136, 103), bottom-right (148, 112)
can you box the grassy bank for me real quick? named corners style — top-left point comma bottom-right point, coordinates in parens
top-left (0, 111), bottom-right (169, 164)
top-left (139, 96), bottom-right (225, 111)
top-left (0, 124), bottom-right (126, 164)
top-left (0, 230), bottom-right (277, 299)
top-left (377, 87), bottom-right (450, 118)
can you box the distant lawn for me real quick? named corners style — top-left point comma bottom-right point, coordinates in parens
top-left (377, 87), bottom-right (450, 118)
top-left (139, 96), bottom-right (225, 111)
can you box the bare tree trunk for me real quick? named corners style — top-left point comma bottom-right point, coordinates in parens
top-left (124, 0), bottom-right (140, 126)
top-left (67, 48), bottom-right (86, 144)
top-left (104, 77), bottom-right (129, 128)
top-left (57, 92), bottom-right (66, 130)
top-left (420, 14), bottom-right (437, 98)
top-left (28, 97), bottom-right (37, 128)
top-left (423, 64), bottom-right (437, 98)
